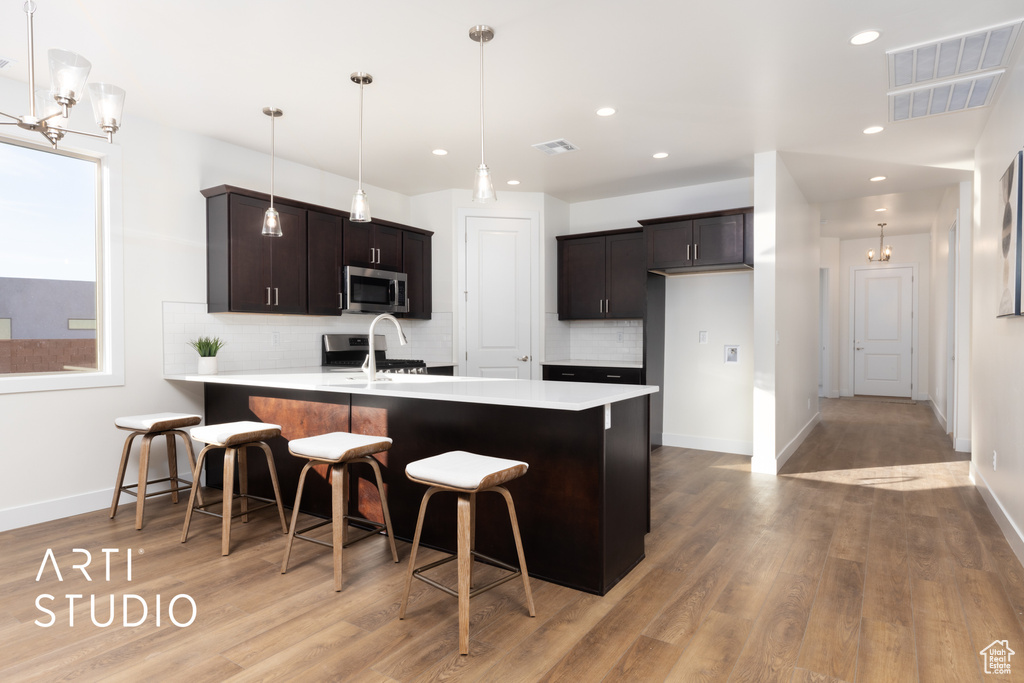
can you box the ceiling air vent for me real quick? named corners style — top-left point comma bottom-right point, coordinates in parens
top-left (886, 20), bottom-right (1022, 121)
top-left (532, 139), bottom-right (580, 156)
top-left (0, 56), bottom-right (15, 72)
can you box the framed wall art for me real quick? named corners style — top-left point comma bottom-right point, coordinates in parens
top-left (997, 149), bottom-right (1022, 317)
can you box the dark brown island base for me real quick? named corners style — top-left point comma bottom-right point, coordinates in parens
top-left (172, 372), bottom-right (656, 595)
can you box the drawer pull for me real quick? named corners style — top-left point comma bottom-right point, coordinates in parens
top-left (561, 372), bottom-right (575, 377)
top-left (606, 374), bottom-right (621, 379)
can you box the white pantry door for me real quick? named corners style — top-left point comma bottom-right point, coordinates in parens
top-left (465, 215), bottom-right (533, 378)
top-left (853, 267), bottom-right (914, 397)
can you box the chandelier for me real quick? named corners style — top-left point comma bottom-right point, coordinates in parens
top-left (867, 222), bottom-right (892, 262)
top-left (0, 2), bottom-right (126, 148)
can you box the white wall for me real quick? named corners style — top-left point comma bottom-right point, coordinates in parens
top-left (753, 152), bottom-right (820, 474)
top-left (928, 186), bottom-right (961, 429)
top-left (835, 234), bottom-right (931, 400)
top-left (820, 237), bottom-right (841, 398)
top-left (0, 75), bottom-right (413, 529)
top-left (569, 178), bottom-right (756, 454)
top-left (971, 45), bottom-right (1024, 563)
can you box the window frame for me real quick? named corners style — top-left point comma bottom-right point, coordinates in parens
top-left (0, 134), bottom-right (124, 394)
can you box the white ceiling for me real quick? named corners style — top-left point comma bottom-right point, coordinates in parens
top-left (1, 0), bottom-right (1020, 239)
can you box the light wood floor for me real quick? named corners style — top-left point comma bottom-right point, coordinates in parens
top-left (2, 398), bottom-right (1023, 681)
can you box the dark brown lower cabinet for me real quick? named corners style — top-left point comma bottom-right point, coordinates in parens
top-left (202, 382), bottom-right (649, 595)
top-left (542, 364), bottom-right (642, 384)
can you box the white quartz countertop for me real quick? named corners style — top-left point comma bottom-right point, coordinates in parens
top-left (541, 359), bottom-right (643, 369)
top-left (166, 369), bottom-right (658, 411)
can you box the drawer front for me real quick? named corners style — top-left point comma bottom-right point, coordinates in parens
top-left (543, 365), bottom-right (641, 384)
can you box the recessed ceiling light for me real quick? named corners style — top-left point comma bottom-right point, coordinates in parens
top-left (875, 208), bottom-right (887, 212)
top-left (432, 149), bottom-right (448, 156)
top-left (850, 30), bottom-right (880, 46)
top-left (653, 152), bottom-right (669, 159)
top-left (870, 175), bottom-right (887, 181)
top-left (596, 107), bottom-right (616, 117)
top-left (507, 180), bottom-right (520, 185)
top-left (863, 126), bottom-right (884, 135)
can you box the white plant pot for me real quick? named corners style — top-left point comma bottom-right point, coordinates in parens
top-left (197, 357), bottom-right (218, 375)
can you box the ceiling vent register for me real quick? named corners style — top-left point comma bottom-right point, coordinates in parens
top-left (886, 20), bottom-right (1022, 121)
top-left (0, 56), bottom-right (14, 72)
top-left (532, 138), bottom-right (580, 155)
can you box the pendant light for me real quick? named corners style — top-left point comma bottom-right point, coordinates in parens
top-left (350, 72), bottom-right (373, 223)
top-left (0, 1), bottom-right (126, 149)
top-left (866, 222), bottom-right (892, 262)
top-left (261, 107), bottom-right (283, 237)
top-left (469, 25), bottom-right (496, 202)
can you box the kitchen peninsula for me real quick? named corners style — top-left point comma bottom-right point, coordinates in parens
top-left (169, 370), bottom-right (657, 595)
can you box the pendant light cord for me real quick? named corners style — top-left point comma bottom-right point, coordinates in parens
top-left (26, 2), bottom-right (36, 118)
top-left (358, 81), bottom-right (364, 190)
top-left (479, 36), bottom-right (485, 166)
top-left (270, 113), bottom-right (275, 209)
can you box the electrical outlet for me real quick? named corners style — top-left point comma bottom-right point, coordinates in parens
top-left (993, 450), bottom-right (998, 471)
top-left (617, 332), bottom-right (623, 342)
top-left (699, 331), bottom-right (708, 344)
top-left (271, 331), bottom-right (281, 347)
top-left (807, 398), bottom-right (811, 410)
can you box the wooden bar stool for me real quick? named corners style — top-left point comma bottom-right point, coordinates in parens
top-left (399, 451), bottom-right (535, 655)
top-left (180, 421), bottom-right (288, 555)
top-left (110, 412), bottom-right (202, 530)
top-left (281, 432), bottom-right (399, 591)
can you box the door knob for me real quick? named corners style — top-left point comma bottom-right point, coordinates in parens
top-left (856, 346), bottom-right (864, 350)
top-left (517, 355), bottom-right (531, 362)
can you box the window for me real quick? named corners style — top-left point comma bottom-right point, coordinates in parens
top-left (0, 136), bottom-right (123, 393)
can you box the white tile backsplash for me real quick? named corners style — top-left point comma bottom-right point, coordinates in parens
top-left (163, 302), bottom-right (454, 375)
top-left (545, 315), bottom-right (643, 363)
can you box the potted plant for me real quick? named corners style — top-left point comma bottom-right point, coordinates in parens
top-left (189, 336), bottom-right (225, 375)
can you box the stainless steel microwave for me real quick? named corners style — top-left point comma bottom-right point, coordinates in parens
top-left (342, 266), bottom-right (409, 313)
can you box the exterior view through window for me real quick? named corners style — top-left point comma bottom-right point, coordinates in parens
top-left (0, 139), bottom-right (100, 376)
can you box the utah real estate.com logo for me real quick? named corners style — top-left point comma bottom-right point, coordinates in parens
top-left (979, 640), bottom-right (1014, 676)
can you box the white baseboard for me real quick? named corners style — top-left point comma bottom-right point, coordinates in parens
top-left (775, 411), bottom-right (820, 472)
top-left (0, 488), bottom-right (112, 532)
top-left (972, 462), bottom-right (1024, 568)
top-left (955, 437), bottom-right (971, 453)
top-left (927, 398), bottom-right (948, 432)
top-left (661, 432), bottom-right (753, 456)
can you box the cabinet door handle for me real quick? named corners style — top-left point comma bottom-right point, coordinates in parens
top-left (599, 299), bottom-right (603, 313)
top-left (370, 247), bottom-right (375, 264)
top-left (695, 243), bottom-right (699, 261)
top-left (687, 244), bottom-right (690, 261)
top-left (606, 299), bottom-right (610, 313)
top-left (375, 248), bottom-right (381, 264)
top-left (266, 287), bottom-right (271, 306)
top-left (339, 292), bottom-right (343, 309)
top-left (274, 287), bottom-right (279, 306)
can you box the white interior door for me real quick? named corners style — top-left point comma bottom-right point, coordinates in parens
top-left (854, 267), bottom-right (914, 397)
top-left (465, 215), bottom-right (532, 378)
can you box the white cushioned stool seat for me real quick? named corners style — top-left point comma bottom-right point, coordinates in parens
top-left (405, 451), bottom-right (528, 491)
top-left (289, 432), bottom-right (393, 462)
top-left (115, 412), bottom-right (201, 433)
top-left (281, 431), bottom-right (398, 590)
top-left (190, 421), bottom-right (281, 447)
top-left (110, 412), bottom-right (203, 530)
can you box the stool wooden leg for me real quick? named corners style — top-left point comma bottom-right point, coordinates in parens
top-left (282, 461), bottom-right (315, 575)
top-left (166, 433), bottom-right (179, 504)
top-left (332, 462), bottom-right (346, 591)
top-left (222, 447), bottom-right (236, 556)
top-left (110, 432), bottom-right (139, 519)
top-left (237, 446), bottom-right (249, 523)
top-left (469, 492), bottom-right (477, 588)
top-left (181, 445), bottom-right (213, 543)
top-left (134, 434), bottom-right (155, 531)
top-left (363, 456), bottom-right (399, 563)
top-left (256, 442), bottom-right (288, 532)
top-left (457, 493), bottom-right (472, 655)
top-left (495, 486), bottom-right (535, 617)
top-left (173, 430), bottom-right (204, 508)
top-left (400, 486), bottom-right (441, 619)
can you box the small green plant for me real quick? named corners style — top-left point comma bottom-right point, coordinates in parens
top-left (188, 336), bottom-right (225, 357)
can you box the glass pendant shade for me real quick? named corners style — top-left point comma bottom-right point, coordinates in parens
top-left (473, 163), bottom-right (495, 202)
top-left (34, 88), bottom-right (64, 125)
top-left (350, 189), bottom-right (371, 223)
top-left (88, 83), bottom-right (126, 131)
top-left (262, 207), bottom-right (282, 237)
top-left (48, 48), bottom-right (91, 105)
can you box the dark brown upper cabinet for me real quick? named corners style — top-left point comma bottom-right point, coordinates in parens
top-left (306, 210), bottom-right (345, 316)
top-left (401, 230), bottom-right (432, 320)
top-left (557, 229), bottom-right (645, 320)
top-left (640, 208), bottom-right (753, 274)
top-left (206, 191), bottom-right (308, 314)
top-left (343, 220), bottom-right (403, 272)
